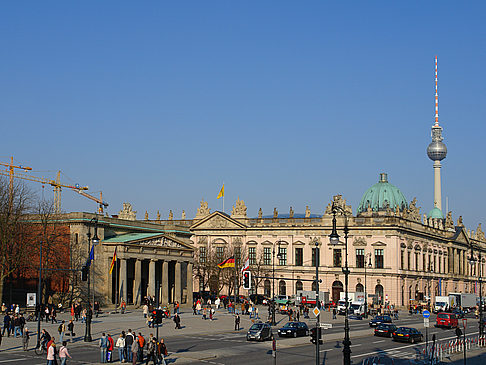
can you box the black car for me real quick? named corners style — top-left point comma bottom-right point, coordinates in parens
top-left (277, 322), bottom-right (309, 338)
top-left (246, 322), bottom-right (273, 341)
top-left (374, 323), bottom-right (398, 337)
top-left (369, 315), bottom-right (392, 327)
top-left (249, 294), bottom-right (268, 305)
top-left (392, 327), bottom-right (423, 343)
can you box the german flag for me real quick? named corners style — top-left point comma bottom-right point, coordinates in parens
top-left (218, 256), bottom-right (235, 269)
top-left (109, 248), bottom-right (117, 275)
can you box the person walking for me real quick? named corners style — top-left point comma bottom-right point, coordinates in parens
top-left (137, 333), bottom-right (145, 363)
top-left (234, 314), bottom-right (240, 331)
top-left (58, 321), bottom-right (66, 343)
top-left (156, 338), bottom-right (168, 365)
top-left (19, 314), bottom-right (25, 335)
top-left (125, 330), bottom-right (134, 363)
top-left (145, 338), bottom-right (157, 365)
top-left (59, 341), bottom-right (72, 365)
top-left (202, 307), bottom-right (207, 320)
top-left (51, 308), bottom-right (58, 324)
top-left (99, 332), bottom-right (108, 363)
top-left (116, 334), bottom-right (125, 363)
top-left (46, 342), bottom-right (57, 365)
top-left (131, 336), bottom-right (139, 365)
top-left (22, 327), bottom-right (29, 351)
top-left (14, 315), bottom-right (22, 337)
top-left (332, 307), bottom-right (337, 320)
top-left (107, 334), bottom-right (114, 362)
top-left (67, 320), bottom-right (74, 342)
top-left (173, 313), bottom-right (181, 329)
top-left (2, 313), bottom-right (10, 337)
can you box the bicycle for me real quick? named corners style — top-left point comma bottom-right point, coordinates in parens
top-left (34, 342), bottom-right (47, 356)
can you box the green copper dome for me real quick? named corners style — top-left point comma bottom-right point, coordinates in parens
top-left (357, 173), bottom-right (408, 214)
top-left (427, 207), bottom-right (444, 219)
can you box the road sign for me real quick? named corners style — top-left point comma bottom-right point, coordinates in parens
top-left (424, 318), bottom-right (430, 328)
top-left (313, 307), bottom-right (321, 317)
top-left (319, 323), bottom-right (332, 329)
top-left (422, 310), bottom-right (431, 318)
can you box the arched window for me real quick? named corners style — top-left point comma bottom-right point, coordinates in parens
top-left (296, 280), bottom-right (303, 293)
top-left (331, 281), bottom-right (343, 304)
top-left (375, 284), bottom-right (384, 305)
top-left (264, 279), bottom-right (271, 297)
top-left (279, 280), bottom-right (286, 296)
top-left (356, 283), bottom-right (364, 293)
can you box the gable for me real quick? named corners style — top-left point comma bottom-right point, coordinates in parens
top-left (191, 211), bottom-right (247, 230)
top-left (103, 233), bottom-right (193, 251)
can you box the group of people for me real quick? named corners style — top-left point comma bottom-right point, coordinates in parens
top-left (100, 330), bottom-right (168, 364)
top-left (40, 330), bottom-right (72, 365)
top-left (1, 312), bottom-right (30, 351)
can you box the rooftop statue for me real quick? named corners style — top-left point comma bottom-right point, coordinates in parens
top-left (145, 211), bottom-right (149, 221)
top-left (156, 211), bottom-right (161, 222)
top-left (476, 223), bottom-right (485, 241)
top-left (289, 207), bottom-right (294, 218)
top-left (231, 197), bottom-right (247, 218)
top-left (118, 202), bottom-right (137, 221)
top-left (324, 195), bottom-right (352, 216)
top-left (445, 211), bottom-right (454, 230)
top-left (258, 208), bottom-right (263, 219)
top-left (407, 198), bottom-right (421, 222)
top-left (182, 210), bottom-right (186, 219)
top-left (305, 206), bottom-right (311, 218)
top-left (196, 199), bottom-right (210, 218)
top-left (169, 210), bottom-right (173, 220)
top-left (273, 208), bottom-right (278, 218)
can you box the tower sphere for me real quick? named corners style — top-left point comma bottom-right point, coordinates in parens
top-left (427, 141), bottom-right (447, 161)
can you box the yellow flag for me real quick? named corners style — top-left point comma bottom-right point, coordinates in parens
top-left (217, 184), bottom-right (224, 199)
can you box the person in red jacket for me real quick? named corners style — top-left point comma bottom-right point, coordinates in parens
top-left (106, 334), bottom-right (114, 362)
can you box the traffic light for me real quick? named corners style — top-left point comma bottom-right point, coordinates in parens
top-left (81, 266), bottom-right (88, 281)
top-left (243, 271), bottom-right (251, 290)
top-left (153, 309), bottom-right (163, 324)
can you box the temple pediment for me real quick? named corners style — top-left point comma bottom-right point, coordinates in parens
top-left (102, 232), bottom-right (193, 251)
top-left (191, 211), bottom-right (247, 230)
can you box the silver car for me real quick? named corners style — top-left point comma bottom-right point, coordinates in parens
top-left (246, 322), bottom-right (273, 341)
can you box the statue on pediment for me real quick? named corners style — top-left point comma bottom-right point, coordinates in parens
top-left (156, 211), bottom-right (161, 222)
top-left (407, 198), bottom-right (421, 222)
top-left (144, 211), bottom-right (149, 220)
top-left (273, 208), bottom-right (278, 219)
top-left (169, 210), bottom-right (173, 220)
top-left (182, 210), bottom-right (186, 219)
top-left (118, 202), bottom-right (137, 221)
top-left (457, 216), bottom-right (464, 227)
top-left (325, 195), bottom-right (352, 216)
top-left (423, 214), bottom-right (427, 225)
top-left (289, 207), bottom-right (294, 218)
top-left (196, 199), bottom-right (210, 218)
top-left (305, 206), bottom-right (311, 218)
top-left (476, 224), bottom-right (485, 241)
top-left (445, 211), bottom-right (454, 230)
top-left (258, 208), bottom-right (263, 219)
top-left (231, 197), bottom-right (247, 218)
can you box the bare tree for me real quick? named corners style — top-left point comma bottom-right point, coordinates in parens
top-left (249, 247), bottom-right (271, 295)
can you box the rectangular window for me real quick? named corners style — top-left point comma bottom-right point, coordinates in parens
top-left (235, 247), bottom-right (241, 266)
top-left (295, 248), bottom-right (303, 266)
top-left (375, 249), bottom-right (384, 269)
top-left (263, 247), bottom-right (271, 265)
top-left (199, 247), bottom-right (206, 264)
top-left (433, 256), bottom-right (436, 273)
top-left (400, 250), bottom-right (404, 269)
top-left (423, 253), bottom-right (426, 272)
top-left (249, 247), bottom-right (256, 265)
top-left (428, 254), bottom-right (431, 271)
top-left (278, 247), bottom-right (287, 266)
top-left (311, 248), bottom-right (320, 267)
top-left (216, 247), bottom-right (224, 261)
top-left (438, 256), bottom-right (441, 273)
top-left (415, 253), bottom-right (419, 271)
top-left (333, 249), bottom-right (342, 267)
top-left (407, 251), bottom-right (411, 270)
top-left (356, 249), bottom-right (365, 268)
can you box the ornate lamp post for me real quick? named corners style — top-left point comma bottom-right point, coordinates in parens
top-left (329, 203), bottom-right (351, 365)
top-left (468, 245), bottom-right (484, 336)
top-left (364, 253), bottom-right (372, 318)
top-left (84, 217), bottom-right (99, 342)
top-left (271, 241), bottom-right (282, 326)
top-left (314, 239), bottom-right (321, 365)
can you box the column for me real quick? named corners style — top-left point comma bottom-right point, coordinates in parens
top-left (162, 261), bottom-right (169, 304)
top-left (134, 259), bottom-right (142, 306)
top-left (187, 262), bottom-right (193, 306)
top-left (175, 261), bottom-right (181, 303)
top-left (119, 258), bottom-right (127, 303)
top-left (149, 259), bottom-right (156, 297)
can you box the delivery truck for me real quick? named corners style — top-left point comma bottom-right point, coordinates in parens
top-left (296, 290), bottom-right (329, 306)
top-left (434, 296), bottom-right (451, 312)
top-left (338, 292), bottom-right (365, 314)
top-left (448, 293), bottom-right (477, 311)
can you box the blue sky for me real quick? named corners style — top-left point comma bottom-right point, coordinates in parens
top-left (1, 2), bottom-right (485, 228)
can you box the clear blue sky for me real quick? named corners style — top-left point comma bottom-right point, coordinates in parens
top-left (1, 2), bottom-right (485, 228)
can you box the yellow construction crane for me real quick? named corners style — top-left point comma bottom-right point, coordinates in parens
top-left (0, 156), bottom-right (32, 209)
top-left (0, 157), bottom-right (108, 214)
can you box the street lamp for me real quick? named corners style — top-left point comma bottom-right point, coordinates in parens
top-left (329, 203), bottom-right (351, 365)
top-left (314, 239), bottom-right (321, 365)
top-left (271, 241), bottom-right (282, 326)
top-left (364, 253), bottom-right (372, 318)
top-left (84, 217), bottom-right (99, 342)
top-left (468, 245), bottom-right (483, 336)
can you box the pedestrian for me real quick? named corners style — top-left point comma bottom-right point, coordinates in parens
top-left (51, 308), bottom-right (58, 324)
top-left (131, 336), bottom-right (139, 365)
top-left (332, 308), bottom-right (337, 319)
top-left (22, 326), bottom-right (29, 351)
top-left (146, 338), bottom-right (157, 365)
top-left (0, 325), bottom-right (3, 348)
top-left (14, 315), bottom-right (22, 337)
top-left (40, 329), bottom-right (51, 350)
top-left (59, 341), bottom-right (72, 365)
top-left (196, 301), bottom-right (201, 315)
top-left (173, 313), bottom-right (181, 329)
top-left (19, 313), bottom-right (25, 334)
top-left (202, 307), bottom-right (207, 320)
top-left (125, 330), bottom-right (134, 363)
top-left (255, 307), bottom-right (259, 319)
top-left (234, 314), bottom-right (240, 331)
top-left (67, 320), bottom-right (74, 343)
top-left (45, 306), bottom-right (50, 323)
top-left (2, 313), bottom-right (10, 337)
top-left (156, 338), bottom-right (168, 365)
top-left (143, 304), bottom-right (149, 318)
top-left (46, 342), bottom-right (57, 365)
top-left (58, 320), bottom-right (66, 343)
top-left (175, 301), bottom-right (180, 314)
top-left (192, 302), bottom-right (197, 315)
top-left (209, 307), bottom-right (214, 321)
top-left (99, 332), bottom-right (108, 363)
top-left (137, 332), bottom-right (145, 362)
top-left (116, 334), bottom-right (125, 363)
top-left (107, 333), bottom-right (114, 362)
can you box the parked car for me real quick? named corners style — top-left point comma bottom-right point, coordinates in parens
top-left (274, 295), bottom-right (294, 305)
top-left (246, 322), bottom-right (273, 341)
top-left (436, 312), bottom-right (458, 328)
top-left (369, 315), bottom-right (392, 327)
top-left (249, 294), bottom-right (268, 305)
top-left (277, 322), bottom-right (309, 338)
top-left (392, 327), bottom-right (423, 343)
top-left (374, 323), bottom-right (398, 338)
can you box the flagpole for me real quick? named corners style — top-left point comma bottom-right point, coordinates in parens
top-left (115, 254), bottom-right (118, 313)
top-left (223, 182), bottom-right (225, 213)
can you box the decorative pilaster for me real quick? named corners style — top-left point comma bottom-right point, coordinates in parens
top-left (119, 259), bottom-right (127, 302)
top-left (149, 260), bottom-right (156, 297)
top-left (162, 261), bottom-right (169, 304)
top-left (175, 261), bottom-right (181, 303)
top-left (186, 262), bottom-right (193, 305)
top-left (134, 259), bottom-right (142, 305)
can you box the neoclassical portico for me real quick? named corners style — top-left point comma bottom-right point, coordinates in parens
top-left (102, 233), bottom-right (193, 306)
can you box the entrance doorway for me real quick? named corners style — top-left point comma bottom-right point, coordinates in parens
top-left (332, 281), bottom-right (343, 303)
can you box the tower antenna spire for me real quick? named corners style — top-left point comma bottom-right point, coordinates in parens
top-left (435, 55), bottom-right (439, 126)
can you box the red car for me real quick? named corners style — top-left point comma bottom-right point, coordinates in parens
top-left (436, 312), bottom-right (458, 328)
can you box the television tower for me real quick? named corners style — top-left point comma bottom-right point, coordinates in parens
top-left (427, 56), bottom-right (447, 213)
